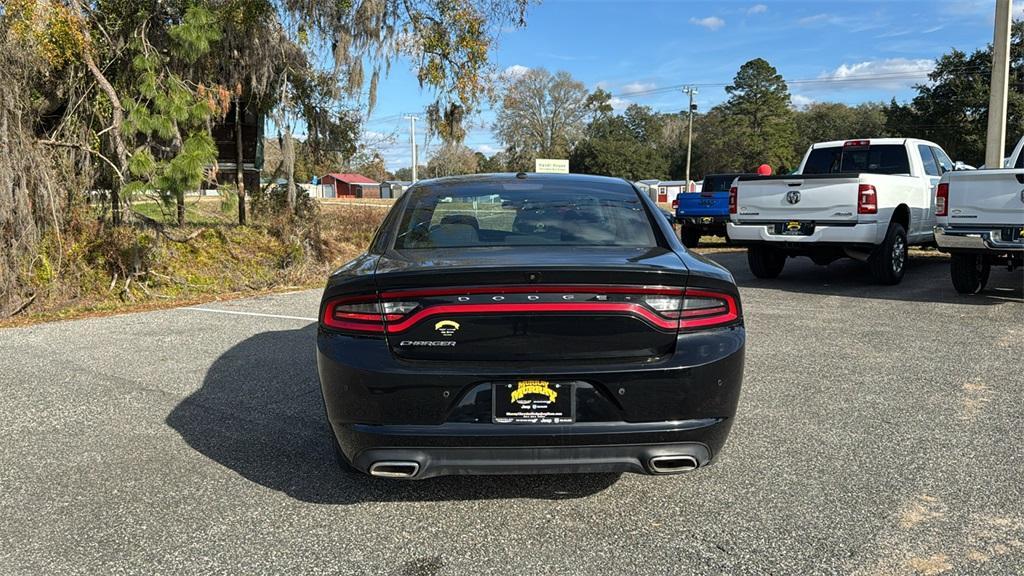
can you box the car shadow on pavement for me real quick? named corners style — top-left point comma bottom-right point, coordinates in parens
top-left (705, 250), bottom-right (1023, 305)
top-left (166, 324), bottom-right (620, 505)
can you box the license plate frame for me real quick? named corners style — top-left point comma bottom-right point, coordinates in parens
top-left (1003, 227), bottom-right (1024, 242)
top-left (493, 381), bottom-right (574, 424)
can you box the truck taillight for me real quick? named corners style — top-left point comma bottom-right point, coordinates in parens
top-left (857, 184), bottom-right (877, 214)
top-left (671, 199), bottom-right (678, 210)
top-left (936, 183), bottom-right (949, 216)
top-left (728, 187), bottom-right (737, 214)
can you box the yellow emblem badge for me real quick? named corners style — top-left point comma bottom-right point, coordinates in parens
top-left (787, 221), bottom-right (801, 231)
top-left (511, 380), bottom-right (557, 403)
top-left (434, 320), bottom-right (460, 336)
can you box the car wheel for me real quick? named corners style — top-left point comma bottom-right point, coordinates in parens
top-left (950, 253), bottom-right (991, 294)
top-left (869, 222), bottom-right (907, 285)
top-left (681, 228), bottom-right (700, 248)
top-left (747, 245), bottom-right (786, 279)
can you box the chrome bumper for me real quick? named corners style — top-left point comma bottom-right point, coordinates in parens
top-left (934, 226), bottom-right (1024, 252)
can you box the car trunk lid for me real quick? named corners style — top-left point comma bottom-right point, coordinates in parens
top-left (373, 246), bottom-right (689, 362)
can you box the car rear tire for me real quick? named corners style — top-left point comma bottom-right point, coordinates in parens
top-left (681, 228), bottom-right (700, 248)
top-left (950, 253), bottom-right (990, 294)
top-left (747, 245), bottom-right (786, 278)
top-left (869, 222), bottom-right (907, 285)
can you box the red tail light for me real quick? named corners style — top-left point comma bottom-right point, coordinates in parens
top-left (728, 187), bottom-right (737, 214)
top-left (857, 184), bottom-right (877, 214)
top-left (936, 183), bottom-right (949, 216)
top-left (322, 296), bottom-right (417, 333)
top-left (322, 286), bottom-right (740, 335)
top-left (671, 199), bottom-right (678, 210)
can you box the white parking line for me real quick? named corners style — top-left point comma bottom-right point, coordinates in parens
top-left (185, 307), bottom-right (316, 322)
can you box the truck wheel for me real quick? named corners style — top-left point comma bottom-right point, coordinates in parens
top-left (748, 246), bottom-right (786, 279)
top-left (950, 253), bottom-right (990, 294)
top-left (869, 222), bottom-right (907, 285)
top-left (681, 228), bottom-right (700, 248)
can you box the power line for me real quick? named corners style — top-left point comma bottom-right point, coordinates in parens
top-left (610, 65), bottom-right (990, 99)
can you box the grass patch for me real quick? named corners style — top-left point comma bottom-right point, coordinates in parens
top-left (3, 202), bottom-right (390, 326)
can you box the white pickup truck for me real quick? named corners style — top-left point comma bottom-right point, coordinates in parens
top-left (727, 138), bottom-right (956, 284)
top-left (934, 136), bottom-right (1024, 294)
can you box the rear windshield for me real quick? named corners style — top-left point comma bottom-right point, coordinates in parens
top-left (702, 175), bottom-right (744, 193)
top-left (802, 145), bottom-right (911, 175)
top-left (1016, 150), bottom-right (1024, 169)
top-left (393, 181), bottom-right (658, 249)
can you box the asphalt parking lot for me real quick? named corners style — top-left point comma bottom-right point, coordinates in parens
top-left (2, 252), bottom-right (1022, 575)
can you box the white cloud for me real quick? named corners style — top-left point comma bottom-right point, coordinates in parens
top-left (790, 94), bottom-right (815, 109)
top-left (502, 64), bottom-right (530, 79)
top-left (747, 4), bottom-right (768, 15)
top-left (816, 58), bottom-right (935, 90)
top-left (609, 97), bottom-right (632, 112)
top-left (798, 13), bottom-right (838, 26)
top-left (689, 16), bottom-right (725, 31)
top-left (621, 81), bottom-right (656, 94)
top-left (474, 144), bottom-right (501, 156)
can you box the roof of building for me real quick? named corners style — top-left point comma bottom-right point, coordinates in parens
top-left (383, 180), bottom-right (413, 186)
top-left (323, 173), bottom-right (379, 185)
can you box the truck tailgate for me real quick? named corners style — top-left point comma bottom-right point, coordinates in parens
top-left (947, 170), bottom-right (1024, 227)
top-left (734, 176), bottom-right (860, 223)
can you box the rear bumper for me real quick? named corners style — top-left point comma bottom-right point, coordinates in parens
top-left (678, 215), bottom-right (729, 228)
top-left (934, 225), bottom-right (1024, 253)
top-left (341, 423), bottom-right (725, 479)
top-left (317, 326), bottom-right (744, 478)
top-left (727, 221), bottom-right (880, 246)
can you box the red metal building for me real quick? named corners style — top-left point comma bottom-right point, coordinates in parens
top-left (321, 173), bottom-right (381, 198)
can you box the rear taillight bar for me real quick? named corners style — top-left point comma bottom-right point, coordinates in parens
top-left (728, 187), bottom-right (737, 215)
top-left (322, 285), bottom-right (740, 334)
top-left (935, 183), bottom-right (949, 217)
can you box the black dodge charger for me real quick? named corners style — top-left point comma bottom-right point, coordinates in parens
top-left (317, 173), bottom-right (745, 479)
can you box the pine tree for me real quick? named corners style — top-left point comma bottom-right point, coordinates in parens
top-left (723, 58), bottom-right (798, 171)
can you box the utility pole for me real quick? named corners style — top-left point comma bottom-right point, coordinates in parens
top-left (684, 87), bottom-right (698, 191)
top-left (985, 0), bottom-right (1012, 168)
top-left (404, 115), bottom-right (419, 182)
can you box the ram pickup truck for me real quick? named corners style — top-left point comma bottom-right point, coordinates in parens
top-left (934, 136), bottom-right (1024, 294)
top-left (674, 173), bottom-right (753, 247)
top-left (727, 138), bottom-right (956, 284)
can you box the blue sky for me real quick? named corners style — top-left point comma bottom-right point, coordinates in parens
top-left (358, 0), bottom-right (1014, 170)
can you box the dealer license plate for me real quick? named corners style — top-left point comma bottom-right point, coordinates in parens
top-left (775, 221), bottom-right (814, 236)
top-left (493, 380), bottom-right (574, 424)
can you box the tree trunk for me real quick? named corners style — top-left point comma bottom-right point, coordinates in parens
top-left (235, 100), bottom-right (246, 225)
top-left (71, 0), bottom-right (128, 226)
top-left (176, 190), bottom-right (185, 226)
top-left (283, 129), bottom-right (296, 212)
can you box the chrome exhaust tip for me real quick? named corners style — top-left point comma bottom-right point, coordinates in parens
top-left (649, 455), bottom-right (699, 474)
top-left (368, 461), bottom-right (421, 478)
